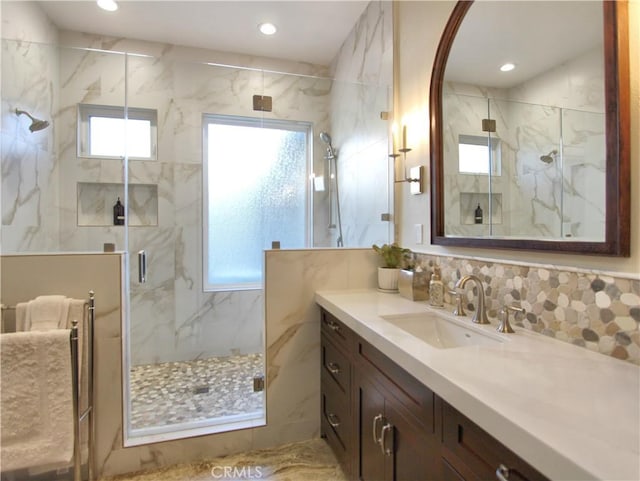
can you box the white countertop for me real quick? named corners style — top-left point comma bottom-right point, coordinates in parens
top-left (315, 289), bottom-right (640, 481)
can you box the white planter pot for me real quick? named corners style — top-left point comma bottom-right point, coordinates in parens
top-left (377, 267), bottom-right (400, 291)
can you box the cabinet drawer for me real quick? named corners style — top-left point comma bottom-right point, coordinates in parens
top-left (322, 334), bottom-right (351, 394)
top-left (442, 402), bottom-right (549, 481)
top-left (321, 379), bottom-right (351, 452)
top-left (321, 309), bottom-right (353, 349)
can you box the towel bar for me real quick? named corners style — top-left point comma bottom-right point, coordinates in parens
top-left (1, 291), bottom-right (95, 481)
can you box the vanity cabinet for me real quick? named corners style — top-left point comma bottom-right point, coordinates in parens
top-left (356, 339), bottom-right (438, 481)
top-left (441, 402), bottom-right (549, 481)
top-left (319, 308), bottom-right (549, 481)
top-left (320, 310), bottom-right (356, 478)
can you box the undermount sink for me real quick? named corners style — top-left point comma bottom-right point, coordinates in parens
top-left (381, 312), bottom-right (504, 349)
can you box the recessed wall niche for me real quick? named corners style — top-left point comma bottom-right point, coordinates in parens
top-left (77, 182), bottom-right (158, 227)
top-left (459, 192), bottom-right (502, 225)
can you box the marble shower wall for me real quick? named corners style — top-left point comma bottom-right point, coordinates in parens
top-left (443, 47), bottom-right (606, 240)
top-left (1, 2), bottom-right (60, 252)
top-left (413, 253), bottom-right (640, 365)
top-left (326, 0), bottom-right (393, 248)
top-left (50, 32), bottom-right (337, 365)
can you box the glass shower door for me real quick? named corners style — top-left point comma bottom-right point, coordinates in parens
top-left (123, 56), bottom-right (268, 444)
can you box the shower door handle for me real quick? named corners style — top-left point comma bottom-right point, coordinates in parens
top-left (138, 250), bottom-right (147, 283)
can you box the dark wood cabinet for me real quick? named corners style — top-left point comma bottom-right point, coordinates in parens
top-left (320, 310), bottom-right (356, 478)
top-left (441, 402), bottom-right (549, 481)
top-left (319, 308), bottom-right (550, 481)
top-left (355, 338), bottom-right (438, 481)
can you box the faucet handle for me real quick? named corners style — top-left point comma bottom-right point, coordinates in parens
top-left (497, 305), bottom-right (525, 333)
top-left (448, 289), bottom-right (466, 317)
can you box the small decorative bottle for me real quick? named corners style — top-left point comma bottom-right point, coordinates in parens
top-left (474, 203), bottom-right (483, 224)
top-left (429, 266), bottom-right (444, 307)
top-left (113, 197), bottom-right (125, 226)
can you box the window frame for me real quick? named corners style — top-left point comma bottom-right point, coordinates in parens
top-left (77, 103), bottom-right (158, 160)
top-left (202, 113), bottom-right (312, 292)
top-left (458, 134), bottom-right (501, 176)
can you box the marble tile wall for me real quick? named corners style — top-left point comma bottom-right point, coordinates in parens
top-left (326, 0), bottom-right (393, 248)
top-left (50, 36), bottom-right (339, 365)
top-left (413, 253), bottom-right (640, 365)
top-left (442, 47), bottom-right (606, 240)
top-left (1, 3), bottom-right (60, 252)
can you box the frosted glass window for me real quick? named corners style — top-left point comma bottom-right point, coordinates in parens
top-left (77, 104), bottom-right (157, 160)
top-left (204, 115), bottom-right (310, 290)
top-left (458, 134), bottom-right (501, 175)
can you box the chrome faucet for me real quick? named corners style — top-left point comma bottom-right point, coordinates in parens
top-left (454, 275), bottom-right (489, 324)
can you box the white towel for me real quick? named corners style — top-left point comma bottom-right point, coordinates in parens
top-left (27, 295), bottom-right (71, 331)
top-left (0, 329), bottom-right (74, 471)
top-left (15, 302), bottom-right (29, 331)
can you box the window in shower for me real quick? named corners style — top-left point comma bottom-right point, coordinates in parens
top-left (77, 104), bottom-right (158, 159)
top-left (458, 134), bottom-right (501, 176)
top-left (203, 114), bottom-right (311, 291)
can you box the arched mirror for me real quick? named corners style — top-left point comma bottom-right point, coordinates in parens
top-left (430, 1), bottom-right (630, 255)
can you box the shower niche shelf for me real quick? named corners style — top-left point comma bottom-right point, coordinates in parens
top-left (460, 192), bottom-right (502, 225)
top-left (77, 182), bottom-right (158, 227)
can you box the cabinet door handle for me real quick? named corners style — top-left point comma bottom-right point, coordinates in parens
top-left (327, 362), bottom-right (341, 374)
top-left (380, 422), bottom-right (394, 456)
top-left (496, 464), bottom-right (510, 481)
top-left (372, 414), bottom-right (384, 444)
top-left (326, 320), bottom-right (341, 333)
top-left (327, 413), bottom-right (340, 428)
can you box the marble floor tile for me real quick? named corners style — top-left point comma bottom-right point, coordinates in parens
top-left (130, 354), bottom-right (264, 430)
top-left (100, 438), bottom-right (347, 481)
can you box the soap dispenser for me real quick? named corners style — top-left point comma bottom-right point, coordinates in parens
top-left (429, 266), bottom-right (444, 307)
top-left (113, 197), bottom-right (125, 225)
top-left (474, 203), bottom-right (483, 224)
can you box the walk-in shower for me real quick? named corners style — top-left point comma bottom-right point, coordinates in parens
top-left (320, 131), bottom-right (344, 247)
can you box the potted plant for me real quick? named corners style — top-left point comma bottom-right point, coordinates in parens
top-left (372, 243), bottom-right (411, 291)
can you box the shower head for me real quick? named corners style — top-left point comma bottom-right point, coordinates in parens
top-left (319, 131), bottom-right (331, 144)
top-left (539, 149), bottom-right (557, 164)
top-left (319, 131), bottom-right (336, 158)
top-left (15, 108), bottom-right (50, 132)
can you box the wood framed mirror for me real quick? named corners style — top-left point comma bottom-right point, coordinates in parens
top-left (429, 0), bottom-right (630, 256)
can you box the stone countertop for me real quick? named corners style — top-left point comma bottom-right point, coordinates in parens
top-left (315, 289), bottom-right (640, 481)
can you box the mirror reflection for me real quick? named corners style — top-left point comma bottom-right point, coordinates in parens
top-left (442, 1), bottom-right (606, 241)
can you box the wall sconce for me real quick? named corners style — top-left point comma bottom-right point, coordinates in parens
top-left (389, 125), bottom-right (423, 194)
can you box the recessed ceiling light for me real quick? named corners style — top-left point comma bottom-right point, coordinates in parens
top-left (97, 0), bottom-right (118, 12)
top-left (500, 63), bottom-right (516, 72)
top-left (258, 23), bottom-right (277, 36)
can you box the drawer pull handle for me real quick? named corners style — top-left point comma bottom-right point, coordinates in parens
top-left (327, 362), bottom-right (341, 374)
top-left (496, 464), bottom-right (510, 481)
top-left (372, 413), bottom-right (384, 444)
top-left (326, 320), bottom-right (341, 332)
top-left (380, 422), bottom-right (394, 456)
top-left (327, 413), bottom-right (340, 428)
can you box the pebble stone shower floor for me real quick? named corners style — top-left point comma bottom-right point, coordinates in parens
top-left (130, 353), bottom-right (264, 430)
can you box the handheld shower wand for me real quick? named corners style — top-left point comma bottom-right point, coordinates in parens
top-left (319, 131), bottom-right (343, 247)
top-left (15, 108), bottom-right (50, 132)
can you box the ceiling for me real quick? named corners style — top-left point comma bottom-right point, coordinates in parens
top-left (445, 1), bottom-right (603, 89)
top-left (36, 0), bottom-right (370, 66)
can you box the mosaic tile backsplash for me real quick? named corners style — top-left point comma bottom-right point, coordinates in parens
top-left (413, 254), bottom-right (640, 365)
